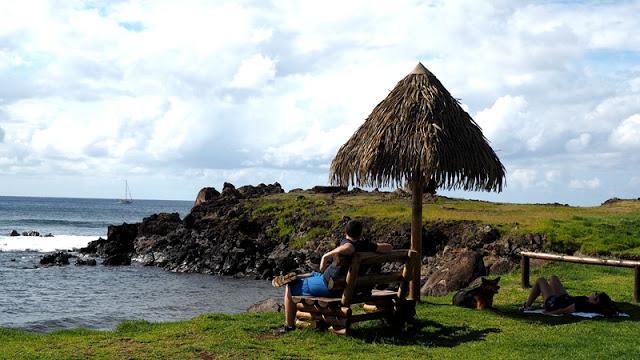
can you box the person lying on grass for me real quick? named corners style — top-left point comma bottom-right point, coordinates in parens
top-left (520, 275), bottom-right (618, 316)
top-left (271, 220), bottom-right (393, 334)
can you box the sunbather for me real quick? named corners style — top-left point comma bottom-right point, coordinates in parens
top-left (272, 220), bottom-right (392, 334)
top-left (521, 275), bottom-right (618, 316)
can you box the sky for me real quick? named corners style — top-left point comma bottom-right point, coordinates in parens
top-left (0, 0), bottom-right (639, 205)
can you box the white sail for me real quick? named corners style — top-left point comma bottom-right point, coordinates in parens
top-left (119, 180), bottom-right (133, 204)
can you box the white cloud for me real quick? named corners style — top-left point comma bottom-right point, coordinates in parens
top-left (1, 0), bottom-right (640, 204)
top-left (565, 133), bottom-right (592, 152)
top-left (474, 95), bottom-right (542, 153)
top-left (545, 170), bottom-right (561, 183)
top-left (610, 114), bottom-right (640, 149)
top-left (230, 54), bottom-right (277, 89)
top-left (508, 169), bottom-right (537, 189)
top-left (569, 177), bottom-right (601, 189)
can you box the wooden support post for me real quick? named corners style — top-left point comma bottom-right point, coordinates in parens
top-left (521, 255), bottom-right (530, 288)
top-left (635, 266), bottom-right (640, 303)
top-left (409, 180), bottom-right (423, 302)
top-left (341, 257), bottom-right (361, 306)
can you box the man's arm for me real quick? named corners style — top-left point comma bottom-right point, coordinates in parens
top-left (319, 243), bottom-right (355, 272)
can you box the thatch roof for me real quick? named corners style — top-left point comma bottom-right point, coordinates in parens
top-left (330, 62), bottom-right (505, 192)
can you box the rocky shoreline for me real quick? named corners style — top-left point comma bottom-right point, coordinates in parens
top-left (31, 182), bottom-right (549, 297)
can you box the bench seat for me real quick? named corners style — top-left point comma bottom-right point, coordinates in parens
top-left (292, 249), bottom-right (419, 335)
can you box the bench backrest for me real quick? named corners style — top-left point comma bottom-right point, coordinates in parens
top-left (328, 249), bottom-right (419, 306)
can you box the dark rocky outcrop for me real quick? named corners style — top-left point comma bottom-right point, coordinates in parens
top-left (40, 251), bottom-right (74, 266)
top-left (9, 230), bottom-right (19, 236)
top-left (88, 182), bottom-right (547, 296)
top-left (238, 182), bottom-right (284, 198)
top-left (79, 223), bottom-right (138, 266)
top-left (75, 258), bottom-right (97, 266)
top-left (22, 230), bottom-right (40, 236)
top-left (311, 186), bottom-right (347, 194)
top-left (138, 213), bottom-right (182, 237)
top-left (194, 187), bottom-right (220, 207)
top-left (420, 248), bottom-right (485, 296)
top-left (602, 197), bottom-right (622, 206)
top-left (103, 254), bottom-right (131, 266)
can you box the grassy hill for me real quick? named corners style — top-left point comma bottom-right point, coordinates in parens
top-left (249, 193), bottom-right (640, 257)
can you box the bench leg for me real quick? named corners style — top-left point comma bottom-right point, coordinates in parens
top-left (635, 266), bottom-right (640, 303)
top-left (521, 256), bottom-right (530, 288)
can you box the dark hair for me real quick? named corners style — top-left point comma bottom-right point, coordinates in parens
top-left (345, 220), bottom-right (363, 239)
top-left (593, 292), bottom-right (618, 316)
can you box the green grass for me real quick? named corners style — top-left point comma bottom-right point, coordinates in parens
top-left (3, 262), bottom-right (640, 359)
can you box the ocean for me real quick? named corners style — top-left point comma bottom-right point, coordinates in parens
top-left (0, 196), bottom-right (280, 332)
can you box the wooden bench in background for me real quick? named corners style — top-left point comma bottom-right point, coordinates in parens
top-left (520, 251), bottom-right (640, 302)
top-left (291, 249), bottom-right (419, 335)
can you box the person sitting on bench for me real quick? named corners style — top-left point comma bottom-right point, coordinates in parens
top-left (520, 275), bottom-right (618, 315)
top-left (272, 220), bottom-right (392, 334)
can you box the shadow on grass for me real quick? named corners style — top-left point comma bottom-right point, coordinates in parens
top-left (494, 302), bottom-right (640, 325)
top-left (349, 318), bottom-right (500, 347)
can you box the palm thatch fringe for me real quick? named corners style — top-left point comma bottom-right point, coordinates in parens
top-left (330, 63), bottom-right (505, 192)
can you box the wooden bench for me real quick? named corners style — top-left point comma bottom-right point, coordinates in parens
top-left (291, 249), bottom-right (419, 335)
top-left (520, 251), bottom-right (640, 302)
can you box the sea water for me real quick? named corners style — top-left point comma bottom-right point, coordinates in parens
top-left (0, 196), bottom-right (280, 332)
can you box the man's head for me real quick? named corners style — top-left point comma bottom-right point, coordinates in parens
top-left (344, 220), bottom-right (363, 240)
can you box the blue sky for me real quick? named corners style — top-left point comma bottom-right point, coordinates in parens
top-left (0, 0), bottom-right (639, 205)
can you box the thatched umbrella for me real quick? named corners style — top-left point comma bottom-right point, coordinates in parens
top-left (330, 63), bottom-right (505, 301)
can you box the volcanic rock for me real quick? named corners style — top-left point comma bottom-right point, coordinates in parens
top-left (194, 187), bottom-right (220, 207)
top-left (237, 182), bottom-right (284, 198)
top-left (40, 251), bottom-right (73, 266)
top-left (75, 258), bottom-right (97, 266)
top-left (487, 257), bottom-right (515, 275)
top-left (247, 298), bottom-right (282, 312)
top-left (420, 248), bottom-right (486, 296)
top-left (222, 182), bottom-right (243, 199)
top-left (138, 213), bottom-right (182, 237)
top-left (9, 230), bottom-right (19, 236)
top-left (103, 253), bottom-right (132, 266)
top-left (311, 186), bottom-right (347, 194)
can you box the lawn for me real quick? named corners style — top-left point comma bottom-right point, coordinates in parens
top-left (2, 262), bottom-right (639, 359)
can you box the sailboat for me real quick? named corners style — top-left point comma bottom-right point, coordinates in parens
top-left (119, 180), bottom-right (133, 204)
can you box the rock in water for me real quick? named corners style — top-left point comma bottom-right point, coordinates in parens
top-left (75, 258), bottom-right (97, 266)
top-left (40, 251), bottom-right (73, 266)
top-left (9, 230), bottom-right (19, 236)
top-left (78, 224), bottom-right (137, 266)
top-left (103, 254), bottom-right (131, 266)
top-left (247, 298), bottom-right (282, 312)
